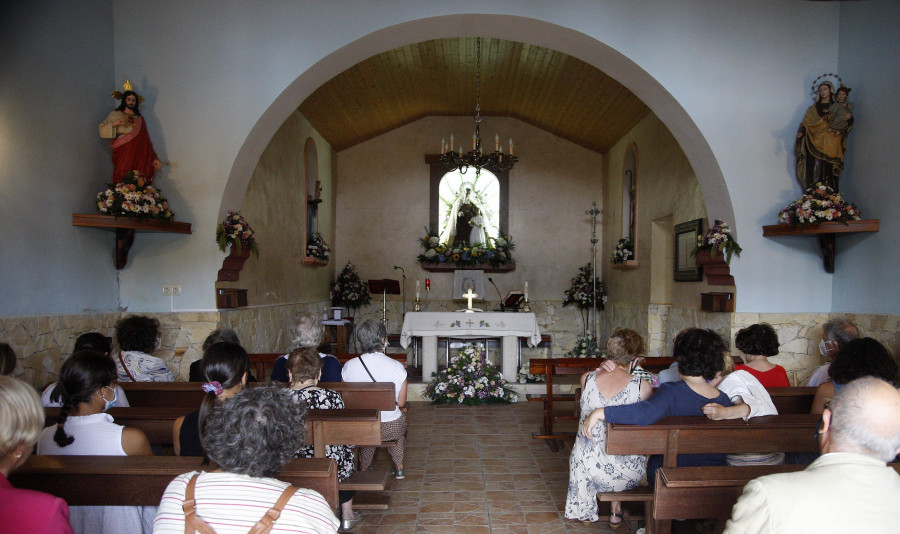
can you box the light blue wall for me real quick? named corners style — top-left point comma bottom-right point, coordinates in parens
top-left (0, 0), bottom-right (119, 316)
top-left (831, 1), bottom-right (900, 314)
top-left (2, 1), bottom-right (897, 317)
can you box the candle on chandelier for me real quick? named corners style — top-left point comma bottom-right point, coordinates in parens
top-left (450, 134), bottom-right (454, 152)
top-left (441, 138), bottom-right (446, 153)
top-left (416, 280), bottom-right (420, 299)
top-left (495, 133), bottom-right (499, 151)
top-left (509, 139), bottom-right (514, 156)
top-left (473, 132), bottom-right (476, 151)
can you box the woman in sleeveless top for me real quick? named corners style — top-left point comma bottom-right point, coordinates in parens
top-left (173, 342), bottom-right (248, 456)
top-left (565, 329), bottom-right (652, 527)
top-left (36, 351), bottom-right (154, 534)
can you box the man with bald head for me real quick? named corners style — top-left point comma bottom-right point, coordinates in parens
top-left (725, 377), bottom-right (900, 533)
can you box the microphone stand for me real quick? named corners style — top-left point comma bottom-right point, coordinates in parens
top-left (488, 277), bottom-right (504, 311)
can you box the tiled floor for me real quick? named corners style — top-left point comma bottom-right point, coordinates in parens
top-left (352, 401), bottom-right (629, 534)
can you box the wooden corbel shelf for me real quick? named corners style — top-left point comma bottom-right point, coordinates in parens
top-left (611, 260), bottom-right (639, 270)
top-left (73, 213), bottom-right (192, 269)
top-left (302, 257), bottom-right (328, 266)
top-left (421, 263), bottom-right (516, 273)
top-left (761, 219), bottom-right (879, 273)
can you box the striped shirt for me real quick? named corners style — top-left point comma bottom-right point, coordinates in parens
top-left (153, 471), bottom-right (339, 533)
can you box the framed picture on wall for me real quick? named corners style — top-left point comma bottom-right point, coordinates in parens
top-left (674, 218), bottom-right (703, 281)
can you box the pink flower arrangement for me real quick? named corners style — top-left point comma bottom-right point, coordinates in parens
top-left (96, 170), bottom-right (173, 221)
top-left (216, 211), bottom-right (259, 257)
top-left (778, 183), bottom-right (862, 225)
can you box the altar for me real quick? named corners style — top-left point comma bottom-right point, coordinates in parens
top-left (400, 311), bottom-right (542, 380)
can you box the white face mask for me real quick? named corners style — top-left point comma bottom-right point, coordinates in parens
top-left (819, 339), bottom-right (828, 357)
top-left (155, 335), bottom-right (162, 351)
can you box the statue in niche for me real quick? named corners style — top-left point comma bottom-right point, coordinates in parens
top-left (795, 76), bottom-right (854, 192)
top-left (454, 189), bottom-right (477, 246)
top-left (469, 207), bottom-right (485, 246)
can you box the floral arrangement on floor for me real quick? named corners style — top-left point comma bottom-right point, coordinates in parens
top-left (330, 262), bottom-right (371, 311)
top-left (566, 336), bottom-right (604, 358)
top-left (424, 344), bottom-right (519, 405)
top-left (306, 232), bottom-right (330, 261)
top-left (417, 227), bottom-right (515, 268)
top-left (695, 219), bottom-right (742, 264)
top-left (516, 365), bottom-right (545, 384)
top-left (778, 182), bottom-right (862, 226)
top-left (216, 210), bottom-right (259, 257)
top-left (562, 263), bottom-right (607, 311)
top-left (96, 170), bottom-right (173, 221)
top-left (611, 237), bottom-right (634, 265)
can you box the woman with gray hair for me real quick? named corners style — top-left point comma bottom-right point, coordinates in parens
top-left (0, 376), bottom-right (73, 533)
top-left (271, 313), bottom-right (343, 383)
top-left (341, 319), bottom-right (408, 479)
top-left (153, 385), bottom-right (339, 533)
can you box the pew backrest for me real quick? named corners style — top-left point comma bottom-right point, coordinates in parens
top-left (606, 414), bottom-right (821, 467)
top-left (9, 455), bottom-right (339, 510)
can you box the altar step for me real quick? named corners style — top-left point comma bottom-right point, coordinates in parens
top-left (406, 380), bottom-right (555, 403)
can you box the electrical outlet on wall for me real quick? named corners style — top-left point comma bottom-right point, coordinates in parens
top-left (162, 285), bottom-right (181, 296)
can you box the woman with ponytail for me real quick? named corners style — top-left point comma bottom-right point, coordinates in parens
top-left (36, 351), bottom-right (154, 533)
top-left (172, 342), bottom-right (249, 456)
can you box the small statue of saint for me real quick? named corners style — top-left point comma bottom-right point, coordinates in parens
top-left (98, 80), bottom-right (162, 184)
top-left (795, 77), bottom-right (854, 192)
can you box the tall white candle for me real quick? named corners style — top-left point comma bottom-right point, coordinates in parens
top-left (416, 280), bottom-right (420, 299)
top-left (450, 134), bottom-right (454, 151)
top-left (509, 138), bottom-right (514, 155)
top-left (524, 280), bottom-right (529, 301)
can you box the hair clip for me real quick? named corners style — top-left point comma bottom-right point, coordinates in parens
top-left (202, 381), bottom-right (224, 396)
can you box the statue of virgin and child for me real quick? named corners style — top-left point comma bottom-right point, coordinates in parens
top-left (440, 183), bottom-right (489, 247)
top-left (795, 76), bottom-right (855, 192)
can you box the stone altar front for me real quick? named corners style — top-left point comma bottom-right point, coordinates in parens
top-left (400, 311), bottom-right (541, 380)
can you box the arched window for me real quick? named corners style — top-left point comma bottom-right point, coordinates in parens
top-left (622, 144), bottom-right (638, 244)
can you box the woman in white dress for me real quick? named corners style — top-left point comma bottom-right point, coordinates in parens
top-left (565, 328), bottom-right (652, 528)
top-left (468, 207), bottom-right (485, 245)
top-left (37, 351), bottom-right (155, 533)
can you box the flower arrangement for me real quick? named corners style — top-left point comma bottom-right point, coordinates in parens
top-left (216, 211), bottom-right (259, 257)
top-left (96, 170), bottom-right (173, 221)
top-left (424, 344), bottom-right (518, 405)
top-left (566, 336), bottom-right (604, 358)
top-left (562, 263), bottom-right (607, 311)
top-left (778, 182), bottom-right (862, 226)
top-left (306, 232), bottom-right (330, 260)
top-left (417, 227), bottom-right (515, 268)
top-left (611, 237), bottom-right (634, 265)
top-left (695, 219), bottom-right (742, 264)
top-left (516, 365), bottom-right (545, 384)
top-left (329, 262), bottom-right (371, 311)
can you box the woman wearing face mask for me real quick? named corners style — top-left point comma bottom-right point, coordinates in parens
top-left (114, 315), bottom-right (174, 382)
top-left (37, 351), bottom-right (155, 534)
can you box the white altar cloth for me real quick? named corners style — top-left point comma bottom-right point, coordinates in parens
top-left (400, 312), bottom-right (541, 380)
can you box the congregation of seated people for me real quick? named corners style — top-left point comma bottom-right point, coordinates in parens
top-left (2, 314), bottom-right (899, 533)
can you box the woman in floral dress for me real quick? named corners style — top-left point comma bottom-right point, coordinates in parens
top-left (565, 329), bottom-right (652, 528)
top-left (288, 347), bottom-right (361, 531)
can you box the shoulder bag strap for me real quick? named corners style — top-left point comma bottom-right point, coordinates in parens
top-left (182, 474), bottom-right (218, 534)
top-left (247, 485), bottom-right (300, 534)
top-left (359, 355), bottom-right (377, 382)
top-left (117, 351), bottom-right (138, 382)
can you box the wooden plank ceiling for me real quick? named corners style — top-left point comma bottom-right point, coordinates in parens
top-left (299, 37), bottom-right (650, 154)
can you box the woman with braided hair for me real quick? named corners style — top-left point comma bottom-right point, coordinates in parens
top-left (37, 351), bottom-right (154, 533)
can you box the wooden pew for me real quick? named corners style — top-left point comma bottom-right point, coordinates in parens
top-left (10, 455), bottom-right (340, 511)
top-left (528, 357), bottom-right (686, 446)
top-left (119, 381), bottom-right (396, 410)
top-left (603, 414), bottom-right (820, 534)
top-left (247, 352), bottom-right (408, 381)
top-left (654, 463), bottom-right (900, 526)
top-left (767, 386), bottom-right (816, 414)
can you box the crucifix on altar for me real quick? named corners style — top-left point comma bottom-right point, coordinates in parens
top-left (460, 288), bottom-right (483, 313)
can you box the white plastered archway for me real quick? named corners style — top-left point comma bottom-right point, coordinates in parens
top-left (219, 14), bottom-right (734, 247)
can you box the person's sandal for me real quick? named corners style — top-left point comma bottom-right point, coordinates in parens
top-left (609, 511), bottom-right (624, 529)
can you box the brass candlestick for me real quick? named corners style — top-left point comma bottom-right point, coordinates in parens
top-left (521, 298), bottom-right (531, 312)
top-left (414, 297), bottom-right (422, 311)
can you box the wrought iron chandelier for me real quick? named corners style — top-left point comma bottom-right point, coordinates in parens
top-left (439, 37), bottom-right (518, 174)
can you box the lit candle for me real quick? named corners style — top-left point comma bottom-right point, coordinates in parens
top-left (495, 133), bottom-right (499, 151)
top-left (524, 280), bottom-right (529, 301)
top-left (425, 278), bottom-right (431, 290)
top-left (509, 138), bottom-right (514, 156)
top-left (416, 280), bottom-right (420, 299)
top-left (473, 132), bottom-right (476, 151)
top-left (450, 134), bottom-right (454, 151)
